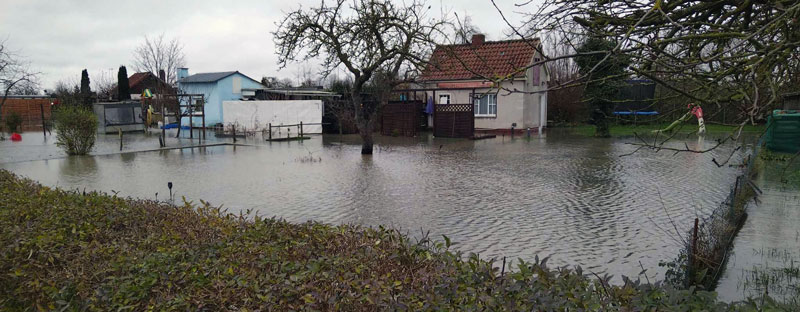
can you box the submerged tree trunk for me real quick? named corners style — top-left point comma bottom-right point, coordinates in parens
top-left (358, 124), bottom-right (374, 154)
top-left (592, 100), bottom-right (612, 138)
top-left (351, 92), bottom-right (375, 155)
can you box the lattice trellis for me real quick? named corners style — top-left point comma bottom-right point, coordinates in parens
top-left (435, 104), bottom-right (473, 112)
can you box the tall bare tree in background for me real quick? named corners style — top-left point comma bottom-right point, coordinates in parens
top-left (453, 13), bottom-right (482, 44)
top-left (133, 34), bottom-right (186, 85)
top-left (94, 69), bottom-right (116, 101)
top-left (1, 40), bottom-right (40, 120)
top-left (274, 0), bottom-right (448, 154)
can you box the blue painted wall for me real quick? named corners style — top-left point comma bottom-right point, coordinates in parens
top-left (178, 72), bottom-right (264, 126)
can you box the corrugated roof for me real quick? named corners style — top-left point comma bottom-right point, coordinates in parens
top-left (179, 71), bottom-right (237, 83)
top-left (420, 39), bottom-right (539, 81)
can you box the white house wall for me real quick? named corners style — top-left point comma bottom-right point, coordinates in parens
top-left (422, 79), bottom-right (544, 130)
top-left (222, 100), bottom-right (323, 134)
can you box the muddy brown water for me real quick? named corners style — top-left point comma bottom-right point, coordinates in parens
top-left (1, 130), bottom-right (752, 282)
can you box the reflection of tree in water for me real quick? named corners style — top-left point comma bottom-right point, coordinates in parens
top-left (565, 140), bottom-right (621, 215)
top-left (59, 156), bottom-right (99, 181)
top-left (120, 152), bottom-right (136, 164)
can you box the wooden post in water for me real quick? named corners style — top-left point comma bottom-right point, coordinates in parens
top-left (232, 124), bottom-right (237, 143)
top-left (118, 128), bottom-right (123, 151)
top-left (691, 217), bottom-right (699, 267)
top-left (40, 102), bottom-right (47, 138)
top-left (268, 123), bottom-right (272, 141)
top-left (299, 121), bottom-right (303, 138)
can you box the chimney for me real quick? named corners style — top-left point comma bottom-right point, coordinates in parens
top-left (177, 68), bottom-right (189, 81)
top-left (158, 69), bottom-right (166, 81)
top-left (471, 34), bottom-right (485, 47)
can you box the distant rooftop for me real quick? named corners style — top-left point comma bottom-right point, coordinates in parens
top-left (179, 71), bottom-right (238, 83)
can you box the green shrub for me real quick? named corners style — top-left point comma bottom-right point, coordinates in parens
top-left (53, 105), bottom-right (97, 155)
top-left (4, 111), bottom-right (23, 133)
top-left (0, 170), bottom-right (785, 311)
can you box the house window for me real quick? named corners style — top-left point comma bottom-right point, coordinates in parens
top-left (438, 94), bottom-right (451, 105)
top-left (474, 94), bottom-right (497, 117)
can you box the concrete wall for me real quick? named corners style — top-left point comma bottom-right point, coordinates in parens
top-left (222, 100), bottom-right (323, 134)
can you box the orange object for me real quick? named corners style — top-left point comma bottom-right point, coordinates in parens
top-left (10, 133), bottom-right (22, 141)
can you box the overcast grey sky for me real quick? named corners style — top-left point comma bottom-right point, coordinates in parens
top-left (0, 0), bottom-right (534, 90)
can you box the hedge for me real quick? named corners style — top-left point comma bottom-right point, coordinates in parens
top-left (0, 170), bottom-right (782, 311)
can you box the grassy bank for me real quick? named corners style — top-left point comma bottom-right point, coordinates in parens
top-left (568, 123), bottom-right (766, 137)
top-left (0, 170), bottom-right (780, 310)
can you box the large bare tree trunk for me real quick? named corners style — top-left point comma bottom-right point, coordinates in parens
top-left (352, 93), bottom-right (374, 155)
top-left (358, 122), bottom-right (374, 154)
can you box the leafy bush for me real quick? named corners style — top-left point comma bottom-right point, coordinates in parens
top-left (4, 111), bottom-right (23, 133)
top-left (0, 170), bottom-right (783, 311)
top-left (53, 105), bottom-right (97, 155)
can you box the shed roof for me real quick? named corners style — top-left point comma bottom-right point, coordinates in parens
top-left (179, 71), bottom-right (238, 83)
top-left (420, 39), bottom-right (540, 81)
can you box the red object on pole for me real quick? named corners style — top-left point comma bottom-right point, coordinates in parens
top-left (10, 133), bottom-right (22, 141)
top-left (689, 103), bottom-right (704, 119)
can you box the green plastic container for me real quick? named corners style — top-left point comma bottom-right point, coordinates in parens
top-left (764, 110), bottom-right (800, 153)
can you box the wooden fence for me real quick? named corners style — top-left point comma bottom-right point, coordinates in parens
top-left (381, 101), bottom-right (420, 137)
top-left (0, 97), bottom-right (53, 131)
top-left (434, 104), bottom-right (474, 138)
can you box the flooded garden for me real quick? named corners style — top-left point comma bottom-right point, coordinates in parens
top-left (1, 129), bottom-right (757, 284)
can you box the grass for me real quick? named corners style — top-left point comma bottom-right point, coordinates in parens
top-left (568, 123), bottom-right (766, 137)
top-left (0, 169), bottom-right (784, 311)
top-left (740, 249), bottom-right (800, 309)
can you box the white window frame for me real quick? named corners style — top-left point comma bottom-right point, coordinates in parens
top-left (474, 93), bottom-right (497, 117)
top-left (438, 93), bottom-right (451, 105)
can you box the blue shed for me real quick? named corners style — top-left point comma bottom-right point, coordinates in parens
top-left (176, 68), bottom-right (265, 126)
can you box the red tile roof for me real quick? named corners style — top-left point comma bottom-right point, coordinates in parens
top-left (420, 39), bottom-right (539, 81)
top-left (128, 72), bottom-right (160, 89)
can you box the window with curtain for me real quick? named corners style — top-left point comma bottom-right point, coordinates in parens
top-left (474, 94), bottom-right (497, 116)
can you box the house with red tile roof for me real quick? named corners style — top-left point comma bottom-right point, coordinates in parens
top-left (111, 71), bottom-right (174, 100)
top-left (418, 34), bottom-right (549, 132)
top-left (127, 71), bottom-right (174, 99)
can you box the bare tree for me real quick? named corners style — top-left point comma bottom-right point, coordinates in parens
top-left (274, 0), bottom-right (448, 154)
top-left (452, 13), bottom-right (482, 44)
top-left (52, 79), bottom-right (81, 107)
top-left (1, 40), bottom-right (40, 119)
top-left (94, 69), bottom-right (116, 101)
top-left (9, 80), bottom-right (39, 95)
top-left (132, 34), bottom-right (186, 85)
top-left (481, 0), bottom-right (800, 152)
top-left (261, 76), bottom-right (294, 89)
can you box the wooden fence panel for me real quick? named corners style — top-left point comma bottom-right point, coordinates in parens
top-left (1, 98), bottom-right (53, 131)
top-left (381, 101), bottom-right (419, 137)
top-left (434, 104), bottom-right (474, 138)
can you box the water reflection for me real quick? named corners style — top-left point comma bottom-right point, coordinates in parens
top-left (1, 132), bottom-right (747, 282)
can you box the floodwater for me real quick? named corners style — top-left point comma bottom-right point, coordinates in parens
top-left (0, 129), bottom-right (752, 282)
top-left (716, 158), bottom-right (800, 303)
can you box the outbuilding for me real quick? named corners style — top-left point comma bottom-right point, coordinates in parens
top-left (176, 69), bottom-right (266, 126)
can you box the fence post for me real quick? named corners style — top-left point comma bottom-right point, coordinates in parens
top-left (299, 121), bottom-right (303, 138)
top-left (691, 217), bottom-right (699, 270)
top-left (268, 123), bottom-right (272, 141)
top-left (40, 102), bottom-right (47, 138)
